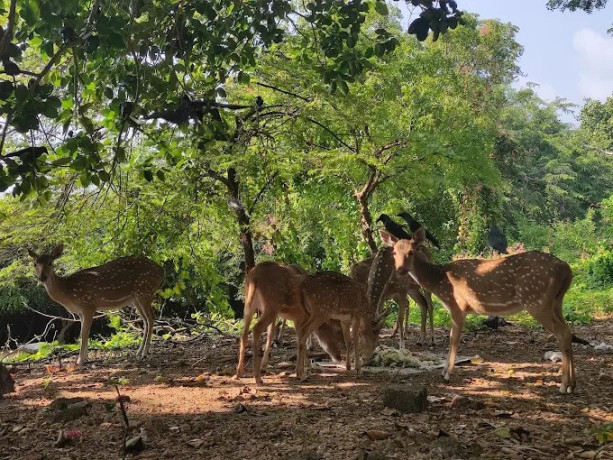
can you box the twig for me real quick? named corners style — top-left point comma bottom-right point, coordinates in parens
top-left (21, 302), bottom-right (105, 322)
top-left (367, 366), bottom-right (402, 405)
top-left (115, 386), bottom-right (130, 459)
top-left (256, 82), bottom-right (312, 102)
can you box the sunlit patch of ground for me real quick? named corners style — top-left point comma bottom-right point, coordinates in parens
top-left (1, 321), bottom-right (613, 459)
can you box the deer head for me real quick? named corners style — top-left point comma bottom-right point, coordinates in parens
top-left (28, 244), bottom-right (64, 282)
top-left (380, 227), bottom-right (426, 277)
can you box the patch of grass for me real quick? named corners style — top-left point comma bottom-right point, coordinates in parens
top-left (2, 330), bottom-right (141, 364)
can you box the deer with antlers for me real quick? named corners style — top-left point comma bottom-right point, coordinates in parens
top-left (351, 248), bottom-right (434, 349)
top-left (297, 271), bottom-right (388, 380)
top-left (236, 261), bottom-right (346, 385)
top-left (381, 227), bottom-right (580, 394)
top-left (28, 244), bottom-right (165, 366)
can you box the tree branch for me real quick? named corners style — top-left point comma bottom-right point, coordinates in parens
top-left (256, 81), bottom-right (312, 102)
top-left (248, 171), bottom-right (279, 215)
top-left (304, 116), bottom-right (356, 152)
top-left (0, 0), bottom-right (18, 58)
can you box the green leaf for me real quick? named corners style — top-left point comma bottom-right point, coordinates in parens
top-left (374, 1), bottom-right (388, 16)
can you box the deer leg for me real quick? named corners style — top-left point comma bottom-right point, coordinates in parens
top-left (395, 296), bottom-right (407, 350)
top-left (427, 293), bottom-right (434, 346)
top-left (408, 290), bottom-right (429, 346)
top-left (132, 301), bottom-right (147, 357)
top-left (236, 308), bottom-right (255, 378)
top-left (443, 307), bottom-right (465, 381)
top-left (340, 321), bottom-right (352, 371)
top-left (76, 311), bottom-right (94, 366)
top-left (531, 308), bottom-right (575, 394)
top-left (136, 296), bottom-right (155, 358)
top-left (352, 319), bottom-right (361, 377)
top-left (251, 311), bottom-right (277, 385)
top-left (261, 321), bottom-right (275, 371)
top-left (297, 316), bottom-right (326, 381)
top-left (275, 319), bottom-right (286, 344)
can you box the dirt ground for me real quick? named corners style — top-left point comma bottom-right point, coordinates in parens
top-left (1, 319), bottom-right (612, 460)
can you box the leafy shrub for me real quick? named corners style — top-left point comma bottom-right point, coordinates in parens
top-left (581, 249), bottom-right (613, 288)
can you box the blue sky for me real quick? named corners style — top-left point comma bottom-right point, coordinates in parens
top-left (401, 1), bottom-right (613, 123)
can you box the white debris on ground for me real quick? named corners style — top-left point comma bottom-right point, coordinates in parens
top-left (368, 346), bottom-right (445, 369)
top-left (593, 342), bottom-right (613, 351)
top-left (544, 351), bottom-right (563, 362)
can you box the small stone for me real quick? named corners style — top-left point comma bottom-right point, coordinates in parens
top-left (450, 395), bottom-right (485, 411)
top-left (382, 385), bottom-right (427, 413)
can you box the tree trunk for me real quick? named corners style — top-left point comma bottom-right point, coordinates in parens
top-left (227, 168), bottom-right (256, 272)
top-left (355, 168), bottom-right (380, 255)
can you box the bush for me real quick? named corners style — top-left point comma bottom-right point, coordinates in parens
top-left (581, 249), bottom-right (613, 288)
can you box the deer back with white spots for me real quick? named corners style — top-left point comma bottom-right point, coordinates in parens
top-left (381, 227), bottom-right (578, 394)
top-left (297, 271), bottom-right (388, 380)
top-left (28, 244), bottom-right (165, 365)
top-left (351, 247), bottom-right (434, 349)
top-left (236, 261), bottom-right (346, 385)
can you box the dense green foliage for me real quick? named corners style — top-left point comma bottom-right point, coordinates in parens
top-left (0, 4), bottom-right (612, 349)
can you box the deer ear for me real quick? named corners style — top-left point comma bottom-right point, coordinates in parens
top-left (413, 227), bottom-right (426, 244)
top-left (27, 249), bottom-right (38, 259)
top-left (50, 244), bottom-right (64, 259)
top-left (380, 230), bottom-right (398, 247)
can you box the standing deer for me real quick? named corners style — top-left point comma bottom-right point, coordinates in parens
top-left (297, 271), bottom-right (388, 380)
top-left (381, 227), bottom-right (579, 394)
top-left (236, 262), bottom-right (345, 385)
top-left (351, 248), bottom-right (434, 349)
top-left (28, 244), bottom-right (165, 365)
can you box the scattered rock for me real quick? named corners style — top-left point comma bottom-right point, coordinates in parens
top-left (450, 395), bottom-right (485, 411)
top-left (125, 434), bottom-right (145, 453)
top-left (0, 363), bottom-right (15, 396)
top-left (48, 397), bottom-right (90, 423)
top-left (429, 431), bottom-right (460, 459)
top-left (382, 385), bottom-right (427, 413)
top-left (186, 438), bottom-right (204, 448)
top-left (593, 342), bottom-right (613, 352)
top-left (544, 351), bottom-right (563, 362)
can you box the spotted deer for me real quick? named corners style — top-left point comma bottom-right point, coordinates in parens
top-left (351, 248), bottom-right (434, 349)
top-left (28, 244), bottom-right (165, 365)
top-left (381, 227), bottom-right (580, 394)
top-left (297, 271), bottom-right (388, 380)
top-left (236, 261), bottom-right (345, 385)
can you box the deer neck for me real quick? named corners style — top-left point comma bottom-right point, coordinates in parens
top-left (409, 255), bottom-right (445, 294)
top-left (42, 270), bottom-right (69, 303)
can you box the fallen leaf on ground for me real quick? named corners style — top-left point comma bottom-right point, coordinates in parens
top-left (365, 430), bottom-right (391, 440)
top-left (187, 439), bottom-right (204, 448)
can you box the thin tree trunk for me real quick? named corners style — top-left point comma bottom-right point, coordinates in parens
top-left (355, 167), bottom-right (381, 256)
top-left (227, 168), bottom-right (256, 272)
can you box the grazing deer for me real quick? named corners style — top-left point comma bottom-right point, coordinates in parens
top-left (351, 249), bottom-right (434, 349)
top-left (236, 262), bottom-right (345, 385)
top-left (381, 228), bottom-right (579, 394)
top-left (297, 271), bottom-right (388, 380)
top-left (28, 244), bottom-right (165, 365)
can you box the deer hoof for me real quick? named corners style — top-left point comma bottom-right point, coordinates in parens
top-left (559, 384), bottom-right (574, 394)
top-left (255, 378), bottom-right (264, 386)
